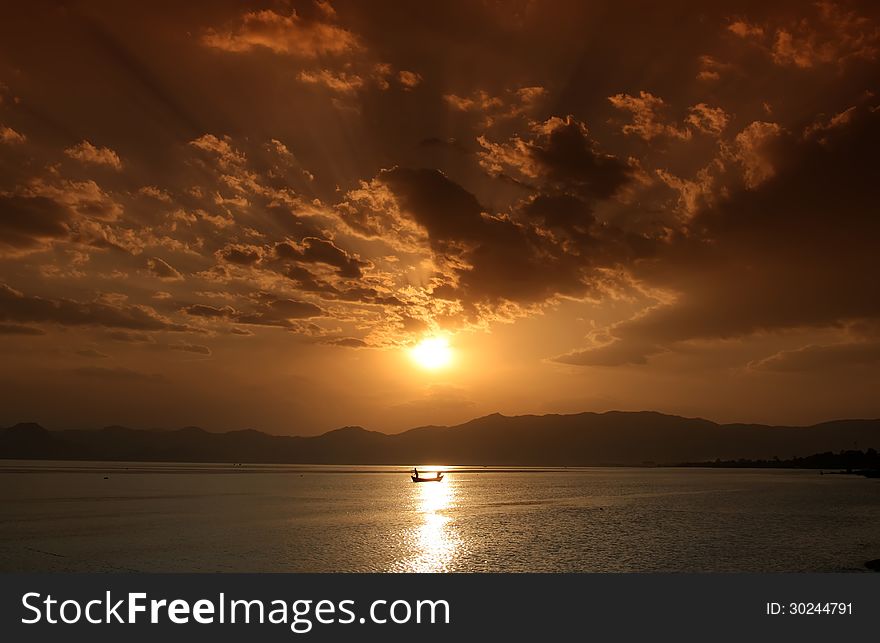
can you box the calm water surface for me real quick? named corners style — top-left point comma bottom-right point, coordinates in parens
top-left (1, 461), bottom-right (878, 572)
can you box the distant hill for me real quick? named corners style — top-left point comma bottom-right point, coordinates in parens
top-left (675, 448), bottom-right (880, 470)
top-left (2, 411), bottom-right (880, 466)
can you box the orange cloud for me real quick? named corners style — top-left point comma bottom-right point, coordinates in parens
top-left (728, 2), bottom-right (880, 69)
top-left (202, 9), bottom-right (360, 58)
top-left (608, 91), bottom-right (691, 141)
top-left (695, 55), bottom-right (734, 83)
top-left (64, 141), bottom-right (122, 169)
top-left (398, 70), bottom-right (422, 90)
top-left (297, 69), bottom-right (365, 93)
top-left (444, 86), bottom-right (545, 125)
top-left (610, 93), bottom-right (728, 140)
top-left (0, 125), bottom-right (26, 144)
top-left (686, 103), bottom-right (730, 136)
top-left (804, 106), bottom-right (858, 141)
top-left (726, 121), bottom-right (784, 188)
top-left (727, 20), bottom-right (764, 39)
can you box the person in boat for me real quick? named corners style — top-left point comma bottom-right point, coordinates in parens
top-left (412, 467), bottom-right (419, 479)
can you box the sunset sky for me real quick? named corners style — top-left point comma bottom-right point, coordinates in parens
top-left (1, 0), bottom-right (879, 434)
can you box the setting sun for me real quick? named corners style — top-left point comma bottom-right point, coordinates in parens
top-left (410, 337), bottom-right (453, 370)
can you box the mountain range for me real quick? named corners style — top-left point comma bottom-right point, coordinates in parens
top-left (3, 411), bottom-right (880, 466)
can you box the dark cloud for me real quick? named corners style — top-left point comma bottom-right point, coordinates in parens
top-left (378, 166), bottom-right (642, 311)
top-left (275, 237), bottom-right (368, 278)
top-left (183, 295), bottom-right (322, 327)
top-left (322, 337), bottom-right (368, 348)
top-left (558, 107), bottom-right (880, 366)
top-left (168, 341), bottom-right (212, 356)
top-left (750, 341), bottom-right (880, 372)
top-left (0, 284), bottom-right (189, 331)
top-left (75, 348), bottom-right (110, 358)
top-left (520, 193), bottom-right (595, 240)
top-left (274, 258), bottom-right (404, 307)
top-left (147, 257), bottom-right (184, 281)
top-left (0, 195), bottom-right (71, 251)
top-left (265, 297), bottom-right (323, 319)
top-left (0, 323), bottom-right (46, 336)
top-left (555, 334), bottom-right (658, 367)
top-left (380, 168), bottom-right (486, 245)
top-left (0, 176), bottom-right (131, 257)
top-left (478, 116), bottom-right (632, 201)
top-left (217, 244), bottom-right (263, 266)
top-left (72, 366), bottom-right (164, 382)
top-left (418, 137), bottom-right (469, 154)
top-left (182, 304), bottom-right (235, 318)
top-left (105, 331), bottom-right (156, 343)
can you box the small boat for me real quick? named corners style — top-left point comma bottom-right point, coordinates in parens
top-left (412, 473), bottom-right (443, 482)
top-left (410, 469), bottom-right (443, 482)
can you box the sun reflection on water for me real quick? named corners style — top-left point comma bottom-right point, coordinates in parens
top-left (397, 472), bottom-right (462, 572)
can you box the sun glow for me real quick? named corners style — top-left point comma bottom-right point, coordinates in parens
top-left (410, 336), bottom-right (453, 370)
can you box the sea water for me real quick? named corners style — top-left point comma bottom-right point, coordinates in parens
top-left (1, 461), bottom-right (877, 572)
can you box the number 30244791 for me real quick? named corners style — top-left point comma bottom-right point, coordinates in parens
top-left (766, 602), bottom-right (853, 615)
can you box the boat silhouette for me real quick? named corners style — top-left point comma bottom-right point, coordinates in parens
top-left (411, 469), bottom-right (443, 482)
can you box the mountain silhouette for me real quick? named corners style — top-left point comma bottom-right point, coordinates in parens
top-left (2, 411), bottom-right (879, 466)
